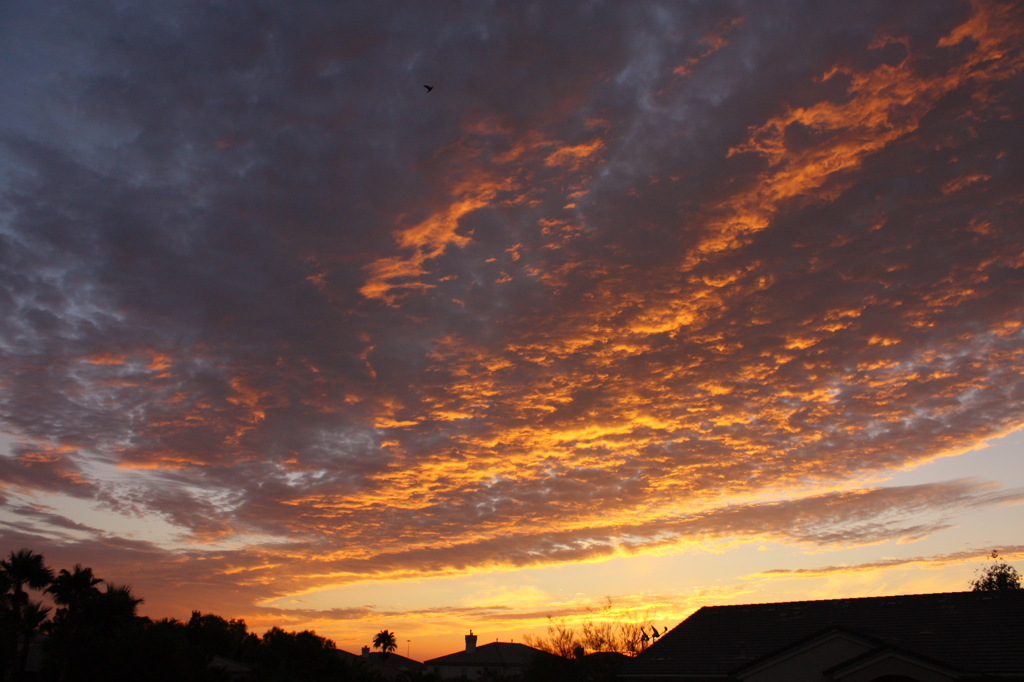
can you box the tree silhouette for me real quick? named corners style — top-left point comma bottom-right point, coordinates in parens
top-left (97, 583), bottom-right (145, 622)
top-left (186, 609), bottom-right (255, 664)
top-left (18, 600), bottom-right (51, 679)
top-left (970, 550), bottom-right (1022, 591)
top-left (0, 549), bottom-right (54, 682)
top-left (0, 572), bottom-right (12, 681)
top-left (42, 565), bottom-right (106, 682)
top-left (1, 549), bottom-right (54, 607)
top-left (259, 626), bottom-right (346, 681)
top-left (48, 563), bottom-right (103, 610)
top-left (2, 548), bottom-right (392, 681)
top-left (374, 629), bottom-right (398, 660)
top-left (524, 600), bottom-right (658, 658)
top-left (43, 580), bottom-right (147, 681)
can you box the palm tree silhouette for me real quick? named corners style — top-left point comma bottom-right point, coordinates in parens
top-left (43, 564), bottom-right (104, 682)
top-left (96, 583), bottom-right (145, 628)
top-left (373, 629), bottom-right (398, 661)
top-left (0, 549), bottom-right (54, 682)
top-left (48, 564), bottom-right (103, 610)
top-left (17, 600), bottom-right (51, 678)
top-left (1, 549), bottom-right (54, 607)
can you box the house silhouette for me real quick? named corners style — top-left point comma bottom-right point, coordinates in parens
top-left (619, 590), bottom-right (1024, 681)
top-left (425, 631), bottom-right (550, 679)
top-left (335, 647), bottom-right (425, 680)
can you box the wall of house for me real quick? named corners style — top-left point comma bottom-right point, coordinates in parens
top-left (433, 664), bottom-right (495, 680)
top-left (435, 664), bottom-right (530, 680)
top-left (432, 664), bottom-right (465, 679)
top-left (739, 636), bottom-right (871, 682)
top-left (834, 657), bottom-right (957, 682)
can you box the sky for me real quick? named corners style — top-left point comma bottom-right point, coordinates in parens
top-left (1, 0), bottom-right (1023, 661)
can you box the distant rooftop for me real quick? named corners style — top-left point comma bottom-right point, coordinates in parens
top-left (335, 649), bottom-right (424, 680)
top-left (425, 640), bottom-right (544, 669)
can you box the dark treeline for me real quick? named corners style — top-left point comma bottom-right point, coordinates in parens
top-left (0, 549), bottom-right (390, 682)
top-left (1, 548), bottom-right (631, 682)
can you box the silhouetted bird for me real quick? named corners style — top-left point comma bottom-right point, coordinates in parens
top-left (424, 85), bottom-right (433, 92)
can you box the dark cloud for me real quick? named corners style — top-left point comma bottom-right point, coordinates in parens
top-left (1, 0), bottom-right (1023, 619)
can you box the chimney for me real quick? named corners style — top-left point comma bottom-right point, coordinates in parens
top-left (465, 630), bottom-right (477, 653)
top-left (361, 646), bottom-right (370, 657)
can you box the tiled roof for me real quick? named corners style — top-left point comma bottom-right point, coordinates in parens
top-left (621, 590), bottom-right (1024, 678)
top-left (425, 641), bottom-right (544, 668)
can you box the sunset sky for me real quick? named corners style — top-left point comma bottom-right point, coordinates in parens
top-left (1, 0), bottom-right (1023, 660)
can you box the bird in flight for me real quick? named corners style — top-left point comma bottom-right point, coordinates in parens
top-left (423, 85), bottom-right (433, 92)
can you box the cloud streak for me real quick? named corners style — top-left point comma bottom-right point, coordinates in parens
top-left (756, 544), bottom-right (1024, 578)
